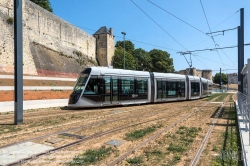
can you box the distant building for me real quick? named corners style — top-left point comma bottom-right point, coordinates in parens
top-left (241, 65), bottom-right (247, 95)
top-left (93, 26), bottom-right (115, 67)
top-left (227, 73), bottom-right (238, 84)
top-left (178, 68), bottom-right (212, 81)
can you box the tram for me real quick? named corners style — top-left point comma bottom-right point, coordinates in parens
top-left (68, 67), bottom-right (212, 108)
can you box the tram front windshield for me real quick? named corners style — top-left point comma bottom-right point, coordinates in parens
top-left (72, 73), bottom-right (90, 93)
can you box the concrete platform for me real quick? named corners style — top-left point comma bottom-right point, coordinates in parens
top-left (0, 141), bottom-right (53, 165)
top-left (235, 101), bottom-right (250, 166)
top-left (0, 99), bottom-right (68, 112)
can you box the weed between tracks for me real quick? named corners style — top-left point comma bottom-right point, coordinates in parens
top-left (124, 124), bottom-right (163, 141)
top-left (211, 104), bottom-right (243, 166)
top-left (69, 146), bottom-right (119, 166)
top-left (214, 93), bottom-right (229, 102)
top-left (28, 114), bottom-right (83, 128)
top-left (205, 93), bottom-right (230, 102)
top-left (0, 125), bottom-right (22, 134)
top-left (125, 126), bottom-right (202, 165)
top-left (205, 93), bottom-right (222, 101)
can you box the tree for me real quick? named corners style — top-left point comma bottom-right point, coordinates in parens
top-left (133, 48), bottom-right (152, 71)
top-left (213, 73), bottom-right (228, 85)
top-left (115, 40), bottom-right (135, 54)
top-left (30, 0), bottom-right (53, 12)
top-left (149, 49), bottom-right (174, 73)
top-left (112, 48), bottom-right (136, 70)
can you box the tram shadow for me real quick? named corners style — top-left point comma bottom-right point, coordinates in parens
top-left (59, 100), bottom-right (189, 111)
top-left (210, 105), bottom-right (235, 120)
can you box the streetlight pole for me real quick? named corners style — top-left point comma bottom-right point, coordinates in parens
top-left (121, 32), bottom-right (126, 69)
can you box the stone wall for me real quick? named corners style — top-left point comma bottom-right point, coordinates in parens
top-left (0, 0), bottom-right (96, 76)
top-left (202, 70), bottom-right (212, 81)
top-left (95, 34), bottom-right (108, 66)
top-left (179, 68), bottom-right (212, 81)
top-left (107, 28), bottom-right (114, 66)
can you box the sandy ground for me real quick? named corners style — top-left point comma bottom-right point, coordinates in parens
top-left (0, 77), bottom-right (238, 165)
top-left (0, 94), bottom-right (237, 166)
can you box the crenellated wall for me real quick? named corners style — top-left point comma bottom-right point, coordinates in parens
top-left (0, 0), bottom-right (96, 76)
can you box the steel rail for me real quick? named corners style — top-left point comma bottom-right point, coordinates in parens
top-left (5, 109), bottom-right (189, 166)
top-left (107, 101), bottom-right (212, 166)
top-left (189, 95), bottom-right (230, 166)
top-left (0, 100), bottom-right (194, 148)
top-left (0, 100), bottom-right (196, 141)
top-left (190, 103), bottom-right (224, 166)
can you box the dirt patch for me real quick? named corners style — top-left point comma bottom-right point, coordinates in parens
top-left (0, 78), bottom-right (75, 102)
top-left (0, 90), bottom-right (72, 102)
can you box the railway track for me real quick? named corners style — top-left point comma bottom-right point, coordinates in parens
top-left (105, 95), bottom-right (231, 165)
top-left (189, 95), bottom-right (230, 166)
top-left (3, 105), bottom-right (197, 165)
top-left (0, 97), bottom-right (228, 166)
top-left (0, 100), bottom-right (209, 165)
top-left (2, 101), bottom-right (201, 139)
top-left (0, 101), bottom-right (191, 122)
top-left (0, 100), bottom-right (201, 142)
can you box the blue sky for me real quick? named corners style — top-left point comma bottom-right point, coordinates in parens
top-left (50, 0), bottom-right (249, 75)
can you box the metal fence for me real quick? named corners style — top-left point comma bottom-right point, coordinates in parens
top-left (237, 92), bottom-right (250, 166)
top-left (237, 92), bottom-right (250, 134)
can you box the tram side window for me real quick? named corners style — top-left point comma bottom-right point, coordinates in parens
top-left (162, 81), bottom-right (167, 98)
top-left (157, 80), bottom-right (162, 99)
top-left (83, 77), bottom-right (100, 95)
top-left (203, 83), bottom-right (208, 95)
top-left (121, 77), bottom-right (134, 94)
top-left (191, 82), bottom-right (200, 93)
top-left (208, 83), bottom-right (213, 94)
top-left (167, 81), bottom-right (176, 95)
top-left (180, 81), bottom-right (185, 95)
top-left (137, 78), bottom-right (148, 94)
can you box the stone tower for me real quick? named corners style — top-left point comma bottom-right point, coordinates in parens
top-left (93, 26), bottom-right (115, 66)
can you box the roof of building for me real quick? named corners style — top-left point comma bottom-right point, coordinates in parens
top-left (94, 26), bottom-right (110, 35)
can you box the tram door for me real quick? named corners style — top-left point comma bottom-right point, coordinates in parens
top-left (102, 76), bottom-right (119, 105)
top-left (112, 77), bottom-right (119, 104)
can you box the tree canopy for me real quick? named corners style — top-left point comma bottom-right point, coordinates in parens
top-left (112, 40), bottom-right (175, 72)
top-left (213, 73), bottom-right (228, 85)
top-left (115, 40), bottom-right (135, 54)
top-left (112, 48), bottom-right (136, 70)
top-left (133, 48), bottom-right (152, 71)
top-left (149, 49), bottom-right (174, 73)
top-left (30, 0), bottom-right (53, 12)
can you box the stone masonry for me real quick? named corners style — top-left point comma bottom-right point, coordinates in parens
top-left (0, 0), bottom-right (99, 76)
top-left (93, 26), bottom-right (114, 66)
top-left (179, 68), bottom-right (213, 81)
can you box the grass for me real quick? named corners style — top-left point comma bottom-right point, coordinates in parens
top-left (126, 157), bottom-right (143, 165)
top-left (124, 124), bottom-right (162, 141)
top-left (6, 17), bottom-right (14, 24)
top-left (68, 146), bottom-right (116, 165)
top-left (0, 125), bottom-right (22, 135)
top-left (167, 142), bottom-right (186, 152)
top-left (165, 126), bottom-right (201, 165)
top-left (214, 93), bottom-right (228, 102)
top-left (205, 93), bottom-right (231, 102)
top-left (212, 104), bottom-right (243, 166)
top-left (134, 126), bottom-right (202, 165)
top-left (205, 93), bottom-right (221, 101)
top-left (228, 94), bottom-right (234, 102)
top-left (29, 115), bottom-right (67, 127)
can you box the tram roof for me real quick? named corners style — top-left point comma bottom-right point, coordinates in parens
top-left (89, 67), bottom-right (150, 77)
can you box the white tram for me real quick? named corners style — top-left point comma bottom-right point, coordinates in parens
top-left (68, 67), bottom-right (212, 108)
